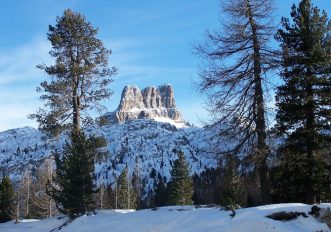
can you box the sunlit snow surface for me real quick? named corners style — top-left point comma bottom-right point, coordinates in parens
top-left (152, 117), bottom-right (187, 128)
top-left (0, 120), bottom-right (219, 195)
top-left (1, 204), bottom-right (330, 232)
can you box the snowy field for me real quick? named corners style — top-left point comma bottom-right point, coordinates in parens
top-left (1, 204), bottom-right (330, 232)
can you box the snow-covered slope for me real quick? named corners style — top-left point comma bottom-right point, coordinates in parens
top-left (1, 204), bottom-right (330, 232)
top-left (90, 120), bottom-right (217, 186)
top-left (0, 119), bottom-right (218, 191)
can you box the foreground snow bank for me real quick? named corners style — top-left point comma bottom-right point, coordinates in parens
top-left (1, 204), bottom-right (330, 232)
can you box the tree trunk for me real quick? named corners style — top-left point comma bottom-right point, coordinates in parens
top-left (72, 78), bottom-right (81, 131)
top-left (304, 75), bottom-right (316, 204)
top-left (26, 177), bottom-right (30, 216)
top-left (115, 177), bottom-right (118, 210)
top-left (246, 0), bottom-right (271, 204)
top-left (72, 43), bottom-right (81, 132)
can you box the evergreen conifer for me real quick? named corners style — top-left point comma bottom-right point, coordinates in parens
top-left (275, 0), bottom-right (331, 203)
top-left (167, 152), bottom-right (193, 205)
top-left (51, 131), bottom-right (105, 218)
top-left (0, 176), bottom-right (15, 222)
top-left (116, 166), bottom-right (137, 209)
top-left (154, 175), bottom-right (167, 207)
top-left (30, 9), bottom-right (116, 136)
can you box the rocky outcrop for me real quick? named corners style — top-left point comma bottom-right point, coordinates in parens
top-left (104, 84), bottom-right (183, 124)
top-left (118, 86), bottom-right (144, 110)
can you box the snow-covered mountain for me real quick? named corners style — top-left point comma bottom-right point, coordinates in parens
top-left (0, 119), bottom-right (217, 184)
top-left (0, 85), bottom-right (220, 197)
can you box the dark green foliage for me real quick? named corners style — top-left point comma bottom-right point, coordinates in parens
top-left (193, 160), bottom-right (247, 207)
top-left (193, 168), bottom-right (220, 205)
top-left (271, 141), bottom-right (331, 203)
top-left (0, 177), bottom-right (15, 223)
top-left (167, 152), bottom-right (193, 205)
top-left (30, 9), bottom-right (117, 136)
top-left (154, 175), bottom-right (167, 207)
top-left (274, 0), bottom-right (331, 203)
top-left (51, 131), bottom-right (105, 218)
top-left (116, 166), bottom-right (137, 209)
top-left (131, 170), bottom-right (142, 209)
top-left (104, 184), bottom-right (115, 209)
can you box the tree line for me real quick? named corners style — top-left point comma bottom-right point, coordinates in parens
top-left (0, 150), bottom-right (193, 221)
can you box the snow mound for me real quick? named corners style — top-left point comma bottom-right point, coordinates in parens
top-left (1, 204), bottom-right (330, 232)
top-left (19, 219), bottom-right (40, 223)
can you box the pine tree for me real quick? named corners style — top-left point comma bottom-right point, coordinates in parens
top-left (154, 174), bottom-right (167, 207)
top-left (28, 8), bottom-right (112, 219)
top-left (0, 177), bottom-right (15, 223)
top-left (275, 0), bottom-right (331, 204)
top-left (195, 0), bottom-right (277, 204)
top-left (167, 152), bottom-right (193, 205)
top-left (50, 131), bottom-right (105, 218)
top-left (116, 166), bottom-right (137, 209)
top-left (29, 9), bottom-right (117, 136)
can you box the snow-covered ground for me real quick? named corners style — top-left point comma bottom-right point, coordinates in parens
top-left (1, 204), bottom-right (330, 232)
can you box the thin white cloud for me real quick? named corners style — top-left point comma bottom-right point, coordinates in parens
top-left (0, 37), bottom-right (51, 85)
top-left (0, 37), bottom-right (51, 131)
top-left (0, 105), bottom-right (38, 131)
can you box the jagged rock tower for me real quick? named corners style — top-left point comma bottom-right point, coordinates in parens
top-left (104, 84), bottom-right (183, 124)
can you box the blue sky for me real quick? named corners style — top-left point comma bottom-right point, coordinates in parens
top-left (0, 0), bottom-right (330, 131)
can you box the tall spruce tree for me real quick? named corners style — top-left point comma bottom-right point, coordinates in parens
top-left (0, 177), bottom-right (15, 223)
top-left (30, 9), bottom-right (113, 218)
top-left (195, 0), bottom-right (277, 204)
top-left (116, 166), bottom-right (137, 209)
top-left (275, 0), bottom-right (331, 204)
top-left (51, 131), bottom-right (106, 218)
top-left (29, 9), bottom-right (116, 136)
top-left (167, 152), bottom-right (193, 205)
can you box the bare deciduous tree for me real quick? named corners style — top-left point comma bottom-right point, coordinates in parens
top-left (195, 0), bottom-right (278, 204)
top-left (31, 159), bottom-right (58, 218)
top-left (18, 170), bottom-right (32, 218)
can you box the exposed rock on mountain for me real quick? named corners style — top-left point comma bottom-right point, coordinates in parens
top-left (103, 84), bottom-right (183, 124)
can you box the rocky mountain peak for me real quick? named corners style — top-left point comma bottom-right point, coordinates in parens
top-left (104, 84), bottom-right (183, 124)
top-left (118, 85), bottom-right (144, 110)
